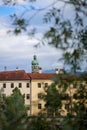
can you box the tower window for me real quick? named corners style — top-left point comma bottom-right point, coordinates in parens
top-left (26, 83), bottom-right (29, 88)
top-left (38, 103), bottom-right (42, 109)
top-left (11, 83), bottom-right (14, 88)
top-left (3, 83), bottom-right (6, 88)
top-left (19, 83), bottom-right (22, 88)
top-left (38, 83), bottom-right (41, 88)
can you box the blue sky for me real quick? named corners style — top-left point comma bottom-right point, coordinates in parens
top-left (0, 1), bottom-right (64, 72)
top-left (0, 5), bottom-right (15, 16)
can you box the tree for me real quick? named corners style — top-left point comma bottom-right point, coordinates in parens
top-left (72, 75), bottom-right (87, 130)
top-left (0, 88), bottom-right (8, 130)
top-left (43, 73), bottom-right (87, 130)
top-left (0, 87), bottom-right (27, 130)
top-left (5, 87), bottom-right (27, 119)
top-left (26, 114), bottom-right (51, 130)
top-left (44, 83), bottom-right (62, 117)
top-left (43, 0), bottom-right (87, 73)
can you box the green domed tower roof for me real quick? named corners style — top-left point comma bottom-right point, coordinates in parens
top-left (32, 55), bottom-right (39, 66)
top-left (31, 55), bottom-right (39, 73)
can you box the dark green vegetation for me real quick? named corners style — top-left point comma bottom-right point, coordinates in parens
top-left (0, 87), bottom-right (27, 130)
top-left (44, 74), bottom-right (87, 130)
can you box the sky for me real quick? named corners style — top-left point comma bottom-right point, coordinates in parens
top-left (1, 0), bottom-right (86, 73)
top-left (0, 0), bottom-right (66, 73)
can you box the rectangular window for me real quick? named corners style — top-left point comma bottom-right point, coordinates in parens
top-left (26, 83), bottom-right (29, 88)
top-left (65, 104), bottom-right (69, 111)
top-left (11, 83), bottom-right (14, 88)
top-left (38, 83), bottom-right (41, 88)
top-left (19, 83), bottom-right (22, 88)
top-left (26, 94), bottom-right (30, 99)
top-left (3, 83), bottom-right (6, 88)
top-left (58, 84), bottom-right (61, 88)
top-left (38, 93), bottom-right (43, 99)
top-left (80, 83), bottom-right (83, 88)
top-left (73, 83), bottom-right (77, 88)
top-left (61, 94), bottom-right (69, 100)
top-left (45, 83), bottom-right (48, 87)
top-left (38, 103), bottom-right (42, 109)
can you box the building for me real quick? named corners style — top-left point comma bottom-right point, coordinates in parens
top-left (0, 55), bottom-right (86, 116)
top-left (0, 55), bottom-right (58, 115)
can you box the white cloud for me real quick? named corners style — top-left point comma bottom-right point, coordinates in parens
top-left (0, 17), bottom-right (62, 72)
top-left (0, 0), bottom-right (67, 72)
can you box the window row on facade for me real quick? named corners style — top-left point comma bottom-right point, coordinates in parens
top-left (2, 82), bottom-right (49, 88)
top-left (38, 83), bottom-right (48, 88)
top-left (37, 103), bottom-right (74, 111)
top-left (3, 93), bottom-right (30, 100)
top-left (58, 83), bottom-right (86, 89)
top-left (2, 83), bottom-right (30, 88)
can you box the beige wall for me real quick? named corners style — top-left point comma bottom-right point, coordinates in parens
top-left (0, 80), bottom-right (31, 114)
top-left (31, 79), bottom-right (53, 115)
top-left (0, 78), bottom-right (86, 116)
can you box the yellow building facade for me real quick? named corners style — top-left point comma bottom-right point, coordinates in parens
top-left (0, 55), bottom-right (85, 116)
top-left (0, 55), bottom-right (57, 115)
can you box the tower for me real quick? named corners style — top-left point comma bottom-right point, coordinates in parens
top-left (31, 55), bottom-right (39, 73)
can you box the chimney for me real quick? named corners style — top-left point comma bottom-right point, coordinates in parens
top-left (16, 67), bottom-right (19, 70)
top-left (59, 69), bottom-right (64, 74)
top-left (39, 67), bottom-right (42, 73)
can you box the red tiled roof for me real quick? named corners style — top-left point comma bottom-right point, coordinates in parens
top-left (28, 73), bottom-right (79, 80)
top-left (0, 70), bottom-right (30, 81)
top-left (57, 74), bottom-right (79, 81)
top-left (0, 70), bottom-right (79, 81)
top-left (28, 73), bottom-right (57, 80)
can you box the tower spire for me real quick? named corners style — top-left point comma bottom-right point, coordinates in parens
top-left (31, 55), bottom-right (39, 73)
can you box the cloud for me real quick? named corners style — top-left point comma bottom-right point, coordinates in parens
top-left (0, 17), bottom-right (62, 72)
top-left (0, 1), bottom-right (66, 72)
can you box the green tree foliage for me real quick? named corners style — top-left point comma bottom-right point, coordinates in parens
top-left (43, 0), bottom-right (87, 73)
top-left (44, 74), bottom-right (87, 130)
top-left (72, 77), bottom-right (87, 130)
top-left (5, 87), bottom-right (26, 120)
top-left (26, 114), bottom-right (50, 130)
top-left (44, 83), bottom-right (62, 117)
top-left (0, 89), bottom-right (8, 130)
top-left (0, 87), bottom-right (27, 130)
